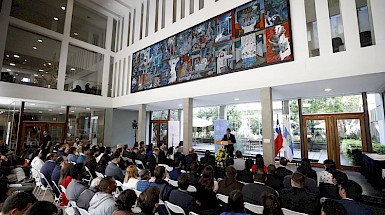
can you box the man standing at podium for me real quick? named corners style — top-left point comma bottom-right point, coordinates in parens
top-left (223, 128), bottom-right (236, 158)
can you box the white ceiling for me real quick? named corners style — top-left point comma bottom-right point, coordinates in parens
top-left (119, 72), bottom-right (385, 111)
top-left (80, 0), bottom-right (136, 18)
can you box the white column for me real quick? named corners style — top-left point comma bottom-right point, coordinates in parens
top-left (119, 58), bottom-right (125, 96)
top-left (176, 0), bottom-right (182, 21)
top-left (370, 0), bottom-right (385, 45)
top-left (219, 105), bottom-right (227, 120)
top-left (340, 0), bottom-right (360, 51)
top-left (315, 0), bottom-right (333, 56)
top-left (142, 0), bottom-right (148, 38)
top-left (148, 0), bottom-right (156, 36)
top-left (261, 87), bottom-right (275, 165)
top-left (183, 98), bottom-right (193, 154)
top-left (194, 0), bottom-right (200, 13)
top-left (138, 104), bottom-right (147, 143)
top-left (290, 0), bottom-right (309, 60)
top-left (112, 61), bottom-right (116, 97)
top-left (101, 16), bottom-right (113, 97)
top-left (185, 0), bottom-right (190, 17)
top-left (165, 0), bottom-right (173, 27)
top-left (122, 15), bottom-right (129, 48)
top-left (135, 5), bottom-right (141, 42)
top-left (0, 0), bottom-right (12, 72)
top-left (57, 0), bottom-right (74, 91)
top-left (125, 55), bottom-right (131, 95)
top-left (158, 0), bottom-right (164, 29)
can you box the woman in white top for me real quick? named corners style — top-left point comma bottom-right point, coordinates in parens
top-left (319, 159), bottom-right (336, 184)
top-left (122, 165), bottom-right (139, 190)
top-left (31, 150), bottom-right (44, 178)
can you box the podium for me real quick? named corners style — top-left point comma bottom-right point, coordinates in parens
top-left (215, 140), bottom-right (232, 145)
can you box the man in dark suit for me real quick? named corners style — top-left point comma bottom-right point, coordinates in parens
top-left (147, 148), bottom-right (158, 175)
top-left (105, 154), bottom-right (124, 182)
top-left (169, 173), bottom-right (199, 214)
top-left (174, 146), bottom-right (186, 168)
top-left (242, 169), bottom-right (277, 205)
top-left (188, 161), bottom-right (200, 186)
top-left (222, 128), bottom-right (236, 157)
top-left (337, 180), bottom-right (373, 215)
top-left (200, 150), bottom-right (215, 168)
top-left (122, 144), bottom-right (130, 157)
top-left (185, 148), bottom-right (198, 171)
top-left (276, 157), bottom-right (293, 180)
top-left (265, 164), bottom-right (283, 192)
top-left (237, 159), bottom-right (254, 183)
top-left (40, 153), bottom-right (57, 187)
top-left (128, 147), bottom-right (139, 163)
top-left (280, 172), bottom-right (320, 215)
top-left (283, 166), bottom-right (319, 195)
top-left (157, 143), bottom-right (167, 164)
top-left (217, 166), bottom-right (244, 196)
top-left (136, 148), bottom-right (148, 168)
top-left (169, 158), bottom-right (182, 181)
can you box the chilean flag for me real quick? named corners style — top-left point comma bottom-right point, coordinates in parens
top-left (274, 119), bottom-right (283, 157)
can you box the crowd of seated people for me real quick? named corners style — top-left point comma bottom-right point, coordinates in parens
top-left (0, 136), bottom-right (377, 215)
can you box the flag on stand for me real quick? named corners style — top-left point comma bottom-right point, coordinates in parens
top-left (283, 116), bottom-right (294, 161)
top-left (274, 119), bottom-right (283, 157)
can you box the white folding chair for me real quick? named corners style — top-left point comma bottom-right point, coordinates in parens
top-left (216, 193), bottom-right (228, 204)
top-left (77, 207), bottom-right (90, 215)
top-left (51, 180), bottom-right (62, 206)
top-left (39, 173), bottom-right (54, 200)
top-left (165, 201), bottom-right (186, 215)
top-left (168, 179), bottom-right (178, 187)
top-left (189, 212), bottom-right (199, 215)
top-left (187, 185), bottom-right (197, 192)
top-left (59, 185), bottom-right (66, 194)
top-left (134, 189), bottom-right (142, 197)
top-left (244, 202), bottom-right (264, 214)
top-left (282, 208), bottom-right (308, 215)
top-left (31, 168), bottom-right (42, 195)
top-left (84, 166), bottom-right (93, 184)
top-left (95, 171), bottom-right (105, 178)
top-left (135, 160), bottom-right (145, 169)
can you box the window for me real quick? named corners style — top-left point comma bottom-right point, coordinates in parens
top-left (146, 0), bottom-right (150, 37)
top-left (162, 0), bottom-right (166, 28)
top-left (1, 26), bottom-right (61, 89)
top-left (181, 0), bottom-right (185, 19)
top-left (305, 0), bottom-right (319, 57)
top-left (71, 2), bottom-right (107, 48)
top-left (10, 0), bottom-right (67, 33)
top-left (302, 95), bottom-right (363, 114)
top-left (140, 3), bottom-right (144, 40)
top-left (155, 0), bottom-right (159, 32)
top-left (173, 0), bottom-right (177, 23)
top-left (111, 19), bottom-right (117, 52)
top-left (23, 102), bottom-right (66, 122)
top-left (108, 57), bottom-right (114, 97)
top-left (127, 13), bottom-right (131, 46)
top-left (199, 0), bottom-right (204, 10)
top-left (132, 9), bottom-right (136, 44)
top-left (367, 93), bottom-right (385, 154)
top-left (328, 0), bottom-right (345, 53)
top-left (65, 45), bottom-right (104, 95)
top-left (152, 110), bottom-right (169, 120)
top-left (355, 0), bottom-right (375, 47)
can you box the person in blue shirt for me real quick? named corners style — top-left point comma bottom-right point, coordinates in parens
top-left (137, 169), bottom-right (154, 191)
top-left (77, 144), bottom-right (90, 163)
top-left (40, 153), bottom-right (57, 187)
top-left (51, 156), bottom-right (68, 195)
top-left (221, 190), bottom-right (249, 215)
top-left (67, 147), bottom-right (77, 163)
top-left (169, 158), bottom-right (182, 181)
top-left (337, 180), bottom-right (373, 215)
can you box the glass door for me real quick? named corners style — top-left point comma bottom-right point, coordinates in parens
top-left (150, 120), bottom-right (168, 147)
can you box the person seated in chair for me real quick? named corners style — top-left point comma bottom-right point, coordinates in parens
top-left (77, 177), bottom-right (102, 210)
top-left (265, 164), bottom-right (283, 192)
top-left (66, 163), bottom-right (88, 202)
top-left (89, 176), bottom-right (117, 215)
top-left (337, 180), bottom-right (373, 215)
top-left (276, 157), bottom-right (293, 180)
top-left (217, 166), bottom-right (244, 196)
top-left (237, 159), bottom-right (254, 183)
top-left (233, 151), bottom-right (245, 171)
top-left (185, 148), bottom-right (198, 171)
top-left (105, 154), bottom-right (124, 182)
top-left (169, 173), bottom-right (199, 213)
top-left (169, 158), bottom-right (182, 181)
top-left (242, 168), bottom-right (277, 205)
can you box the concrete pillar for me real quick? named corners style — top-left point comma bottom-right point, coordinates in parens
top-left (219, 105), bottom-right (227, 120)
top-left (282, 100), bottom-right (289, 115)
top-left (178, 109), bottom-right (183, 141)
top-left (183, 98), bottom-right (193, 154)
top-left (261, 87), bottom-right (275, 165)
top-left (138, 104), bottom-right (147, 143)
top-left (103, 109), bottom-right (114, 147)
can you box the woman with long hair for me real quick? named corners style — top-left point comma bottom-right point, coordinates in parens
top-left (59, 163), bottom-right (73, 206)
top-left (96, 153), bottom-right (110, 174)
top-left (123, 165), bottom-right (139, 190)
top-left (221, 190), bottom-right (248, 215)
top-left (252, 154), bottom-right (267, 173)
top-left (320, 160), bottom-right (336, 184)
top-left (261, 192), bottom-right (283, 215)
top-left (196, 165), bottom-right (219, 214)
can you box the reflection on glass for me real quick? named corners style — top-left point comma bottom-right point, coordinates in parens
top-left (67, 107), bottom-right (104, 143)
top-left (65, 45), bottom-right (103, 95)
top-left (305, 0), bottom-right (319, 57)
top-left (71, 2), bottom-right (107, 48)
top-left (2, 26), bottom-right (61, 89)
top-left (11, 0), bottom-right (67, 33)
top-left (328, 0), bottom-right (345, 53)
top-left (23, 125), bottom-right (42, 147)
top-left (367, 94), bottom-right (385, 153)
top-left (152, 110), bottom-right (169, 120)
top-left (169, 110), bottom-right (179, 121)
top-left (23, 102), bottom-right (66, 122)
top-left (302, 95), bottom-right (363, 114)
top-left (160, 123), bottom-right (167, 145)
top-left (151, 123), bottom-right (158, 145)
top-left (306, 120), bottom-right (327, 164)
top-left (108, 57), bottom-right (114, 97)
top-left (337, 119), bottom-right (362, 166)
top-left (355, 0), bottom-right (375, 47)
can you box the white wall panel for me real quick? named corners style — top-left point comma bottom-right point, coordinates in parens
top-left (315, 0), bottom-right (333, 56)
top-left (340, 0), bottom-right (360, 51)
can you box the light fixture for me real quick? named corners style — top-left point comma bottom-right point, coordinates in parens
top-left (38, 39), bottom-right (43, 43)
top-left (53, 17), bottom-right (59, 21)
top-left (9, 63), bottom-right (15, 66)
top-left (34, 74), bottom-right (38, 77)
top-left (71, 110), bottom-right (75, 113)
top-left (59, 112), bottom-right (63, 115)
top-left (61, 6), bottom-right (66, 10)
top-left (71, 68), bottom-right (76, 71)
top-left (39, 111), bottom-right (43, 113)
top-left (21, 77), bottom-right (30, 82)
top-left (13, 54), bottom-right (20, 58)
top-left (73, 32), bottom-right (79, 36)
top-left (5, 54), bottom-right (9, 58)
top-left (48, 109), bottom-right (52, 112)
top-left (6, 69), bottom-right (11, 72)
top-left (43, 63), bottom-right (46, 66)
top-left (42, 75), bottom-right (45, 77)
top-left (32, 46), bottom-right (37, 50)
top-left (234, 97), bottom-right (239, 101)
top-left (178, 104), bottom-right (182, 107)
top-left (30, 103), bottom-right (35, 106)
top-left (324, 88), bottom-right (332, 92)
top-left (45, 72), bottom-right (49, 74)
top-left (86, 107), bottom-right (90, 110)
top-left (48, 62), bottom-right (52, 66)
top-left (61, 106), bottom-right (66, 109)
top-left (24, 59), bottom-right (27, 62)
top-left (39, 69), bottom-right (44, 72)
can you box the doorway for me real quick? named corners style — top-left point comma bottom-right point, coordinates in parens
top-left (302, 113), bottom-right (367, 171)
top-left (150, 120), bottom-right (168, 147)
top-left (21, 122), bottom-right (66, 150)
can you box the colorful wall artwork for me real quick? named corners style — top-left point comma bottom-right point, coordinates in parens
top-left (131, 0), bottom-right (293, 93)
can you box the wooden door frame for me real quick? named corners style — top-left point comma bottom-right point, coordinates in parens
top-left (149, 120), bottom-right (169, 147)
top-left (302, 113), bottom-right (367, 171)
top-left (22, 122), bottom-right (66, 148)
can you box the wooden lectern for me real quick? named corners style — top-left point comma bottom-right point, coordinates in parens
top-left (215, 140), bottom-right (231, 145)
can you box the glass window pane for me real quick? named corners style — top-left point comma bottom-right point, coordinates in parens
top-left (302, 95), bottom-right (363, 114)
top-left (151, 110), bottom-right (169, 120)
top-left (71, 2), bottom-right (107, 48)
top-left (355, 0), bottom-right (375, 47)
top-left (337, 119), bottom-right (362, 166)
top-left (2, 26), bottom-right (61, 89)
top-left (23, 102), bottom-right (66, 122)
top-left (367, 93), bottom-right (385, 154)
top-left (11, 0), bottom-right (67, 33)
top-left (170, 110), bottom-right (179, 121)
top-left (328, 0), bottom-right (346, 53)
top-left (305, 0), bottom-right (319, 57)
top-left (65, 45), bottom-right (103, 95)
top-left (306, 119), bottom-right (328, 164)
top-left (108, 57), bottom-right (114, 97)
top-left (111, 19), bottom-right (117, 52)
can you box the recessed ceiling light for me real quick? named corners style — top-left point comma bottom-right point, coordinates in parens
top-left (9, 63), bottom-right (15, 66)
top-left (32, 46), bottom-right (37, 50)
top-left (234, 98), bottom-right (239, 101)
top-left (39, 69), bottom-right (44, 72)
top-left (5, 55), bottom-right (9, 58)
top-left (21, 77), bottom-right (30, 82)
top-left (48, 109), bottom-right (52, 112)
top-left (6, 69), bottom-right (11, 72)
top-left (43, 63), bottom-right (46, 66)
top-left (30, 103), bottom-right (35, 106)
top-left (45, 72), bottom-right (49, 74)
top-left (24, 59), bottom-right (27, 62)
top-left (41, 75), bottom-right (44, 77)
top-left (48, 62), bottom-right (52, 66)
top-left (178, 104), bottom-right (182, 107)
top-left (61, 106), bottom-right (66, 109)
top-left (15, 74), bottom-right (18, 76)
top-left (59, 112), bottom-right (63, 115)
top-left (86, 107), bottom-right (90, 110)
top-left (13, 54), bottom-right (20, 58)
top-left (61, 6), bottom-right (66, 10)
top-left (53, 17), bottom-right (59, 21)
top-left (39, 111), bottom-right (43, 113)
top-left (73, 32), bottom-right (79, 36)
top-left (71, 68), bottom-right (76, 71)
top-left (71, 110), bottom-right (75, 113)
top-left (34, 74), bottom-right (38, 77)
top-left (38, 39), bottom-right (43, 43)
top-left (324, 88), bottom-right (332, 92)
